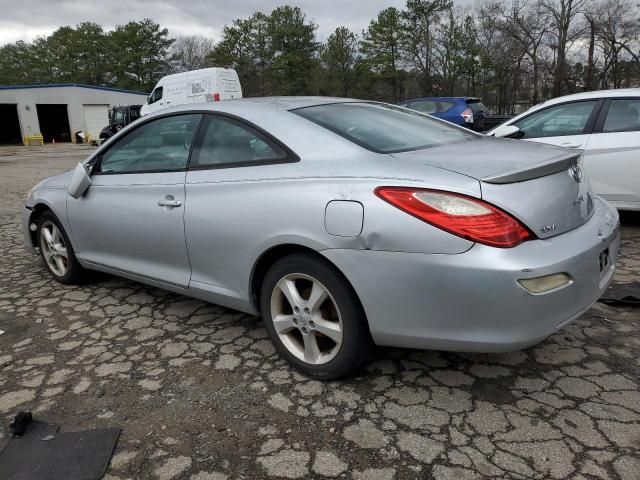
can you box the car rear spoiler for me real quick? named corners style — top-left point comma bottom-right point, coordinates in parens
top-left (482, 153), bottom-right (581, 184)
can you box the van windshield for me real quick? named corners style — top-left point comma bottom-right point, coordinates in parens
top-left (293, 102), bottom-right (475, 153)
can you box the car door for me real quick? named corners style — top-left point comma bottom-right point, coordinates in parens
top-left (67, 113), bottom-right (202, 287)
top-left (583, 97), bottom-right (640, 207)
top-left (184, 113), bottom-right (297, 297)
top-left (510, 99), bottom-right (602, 150)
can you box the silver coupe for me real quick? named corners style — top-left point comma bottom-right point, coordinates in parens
top-left (24, 97), bottom-right (620, 378)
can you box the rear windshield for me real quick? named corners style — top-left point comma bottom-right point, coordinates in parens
top-left (467, 101), bottom-right (487, 112)
top-left (293, 102), bottom-right (475, 153)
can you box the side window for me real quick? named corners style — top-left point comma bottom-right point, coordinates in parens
top-left (514, 101), bottom-right (598, 139)
top-left (190, 115), bottom-right (288, 168)
top-left (151, 87), bottom-right (163, 103)
top-left (438, 101), bottom-right (456, 113)
top-left (98, 114), bottom-right (201, 174)
top-left (130, 109), bottom-right (141, 121)
top-left (410, 100), bottom-right (438, 115)
top-left (603, 99), bottom-right (640, 133)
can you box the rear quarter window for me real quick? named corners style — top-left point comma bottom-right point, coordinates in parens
top-left (603, 98), bottom-right (640, 133)
top-left (293, 102), bottom-right (474, 153)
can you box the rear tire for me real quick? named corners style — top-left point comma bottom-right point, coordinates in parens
top-left (37, 211), bottom-right (86, 284)
top-left (260, 253), bottom-right (372, 379)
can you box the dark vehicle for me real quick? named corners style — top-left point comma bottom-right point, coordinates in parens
top-left (99, 105), bottom-right (142, 142)
top-left (398, 96), bottom-right (491, 131)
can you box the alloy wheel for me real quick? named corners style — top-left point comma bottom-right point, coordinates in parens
top-left (270, 273), bottom-right (343, 365)
top-left (40, 221), bottom-right (68, 277)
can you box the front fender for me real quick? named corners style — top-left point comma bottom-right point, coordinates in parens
top-left (27, 189), bottom-right (77, 252)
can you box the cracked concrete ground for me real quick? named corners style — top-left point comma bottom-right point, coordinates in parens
top-left (0, 144), bottom-right (639, 479)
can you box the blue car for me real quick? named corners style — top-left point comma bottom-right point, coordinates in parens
top-left (398, 97), bottom-right (489, 131)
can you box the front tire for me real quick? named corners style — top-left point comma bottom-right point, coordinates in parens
top-left (37, 211), bottom-right (86, 284)
top-left (260, 253), bottom-right (372, 379)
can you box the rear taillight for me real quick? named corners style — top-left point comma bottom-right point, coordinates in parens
top-left (461, 107), bottom-right (474, 124)
top-left (375, 187), bottom-right (534, 248)
top-left (213, 93), bottom-right (221, 101)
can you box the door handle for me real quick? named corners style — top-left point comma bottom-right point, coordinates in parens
top-left (561, 143), bottom-right (582, 149)
top-left (157, 196), bottom-right (182, 208)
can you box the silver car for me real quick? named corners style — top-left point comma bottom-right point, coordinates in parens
top-left (24, 97), bottom-right (620, 378)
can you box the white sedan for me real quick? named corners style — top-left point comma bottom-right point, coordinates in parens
top-left (488, 89), bottom-right (640, 211)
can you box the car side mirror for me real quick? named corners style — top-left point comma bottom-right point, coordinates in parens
top-left (147, 96), bottom-right (152, 104)
top-left (491, 124), bottom-right (522, 139)
top-left (68, 162), bottom-right (92, 199)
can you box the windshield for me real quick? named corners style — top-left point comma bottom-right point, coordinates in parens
top-left (293, 102), bottom-right (475, 153)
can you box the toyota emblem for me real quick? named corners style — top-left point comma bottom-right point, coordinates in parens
top-left (570, 162), bottom-right (583, 182)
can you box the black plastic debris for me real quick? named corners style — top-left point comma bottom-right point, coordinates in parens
top-left (599, 282), bottom-right (640, 307)
top-left (9, 411), bottom-right (32, 437)
top-left (0, 415), bottom-right (120, 480)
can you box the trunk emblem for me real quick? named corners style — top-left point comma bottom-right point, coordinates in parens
top-left (569, 163), bottom-right (583, 182)
top-left (540, 224), bottom-right (557, 234)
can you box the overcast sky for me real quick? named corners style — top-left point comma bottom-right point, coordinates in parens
top-left (0, 0), bottom-right (415, 46)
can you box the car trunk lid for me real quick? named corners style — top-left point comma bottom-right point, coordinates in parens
top-left (391, 137), bottom-right (594, 239)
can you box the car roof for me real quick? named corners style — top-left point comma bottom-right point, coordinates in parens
top-left (399, 96), bottom-right (480, 103)
top-left (533, 88), bottom-right (640, 108)
top-left (157, 67), bottom-right (237, 82)
top-left (147, 96), bottom-right (366, 119)
top-left (231, 96), bottom-right (358, 110)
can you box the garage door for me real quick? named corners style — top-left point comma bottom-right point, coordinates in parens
top-left (83, 105), bottom-right (109, 142)
top-left (0, 104), bottom-right (22, 144)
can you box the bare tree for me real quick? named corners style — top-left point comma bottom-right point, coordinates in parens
top-left (171, 35), bottom-right (214, 72)
top-left (583, 0), bottom-right (599, 90)
top-left (432, 8), bottom-right (480, 95)
top-left (594, 0), bottom-right (640, 87)
top-left (501, 0), bottom-right (548, 103)
top-left (538, 0), bottom-right (587, 96)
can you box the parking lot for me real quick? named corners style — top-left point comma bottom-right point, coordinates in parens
top-left (0, 143), bottom-right (639, 479)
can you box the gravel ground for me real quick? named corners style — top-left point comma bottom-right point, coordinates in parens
top-left (0, 144), bottom-right (639, 480)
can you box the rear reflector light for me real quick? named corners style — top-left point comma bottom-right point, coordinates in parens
top-left (375, 187), bottom-right (535, 248)
top-left (461, 107), bottom-right (474, 123)
top-left (519, 273), bottom-right (571, 294)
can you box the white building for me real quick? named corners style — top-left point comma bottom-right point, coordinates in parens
top-left (0, 84), bottom-right (148, 145)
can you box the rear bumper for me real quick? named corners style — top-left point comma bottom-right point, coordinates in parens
top-left (322, 196), bottom-right (620, 352)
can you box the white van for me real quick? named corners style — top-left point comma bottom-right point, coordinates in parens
top-left (140, 67), bottom-right (242, 116)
